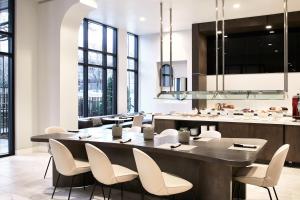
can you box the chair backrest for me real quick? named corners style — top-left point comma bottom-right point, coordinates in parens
top-left (265, 144), bottom-right (289, 186)
top-left (133, 148), bottom-right (167, 195)
top-left (129, 126), bottom-right (142, 133)
top-left (132, 115), bottom-right (144, 127)
top-left (199, 130), bottom-right (221, 139)
top-left (45, 126), bottom-right (66, 134)
top-left (85, 143), bottom-right (116, 185)
top-left (49, 139), bottom-right (76, 176)
top-left (160, 129), bottom-right (178, 136)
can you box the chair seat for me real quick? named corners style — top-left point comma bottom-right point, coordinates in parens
top-left (234, 165), bottom-right (268, 187)
top-left (112, 164), bottom-right (138, 183)
top-left (72, 159), bottom-right (91, 175)
top-left (162, 172), bottom-right (193, 195)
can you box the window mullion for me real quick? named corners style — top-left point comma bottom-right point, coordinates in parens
top-left (83, 19), bottom-right (89, 117)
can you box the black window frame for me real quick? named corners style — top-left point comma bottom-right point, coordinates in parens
top-left (78, 18), bottom-right (118, 117)
top-left (0, 0), bottom-right (15, 158)
top-left (127, 32), bottom-right (138, 113)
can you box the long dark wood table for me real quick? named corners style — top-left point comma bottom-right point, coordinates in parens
top-left (31, 128), bottom-right (267, 200)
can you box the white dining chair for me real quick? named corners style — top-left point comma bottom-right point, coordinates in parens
top-left (85, 143), bottom-right (138, 200)
top-left (133, 148), bottom-right (193, 199)
top-left (199, 130), bottom-right (221, 139)
top-left (234, 144), bottom-right (290, 200)
top-left (44, 126), bottom-right (66, 179)
top-left (132, 115), bottom-right (144, 127)
top-left (49, 139), bottom-right (90, 200)
top-left (160, 129), bottom-right (178, 136)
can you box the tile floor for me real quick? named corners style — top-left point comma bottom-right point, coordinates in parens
top-left (0, 152), bottom-right (299, 200)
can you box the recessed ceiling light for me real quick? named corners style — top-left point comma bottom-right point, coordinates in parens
top-left (233, 4), bottom-right (240, 9)
top-left (274, 49), bottom-right (279, 53)
top-left (266, 25), bottom-right (272, 29)
top-left (268, 43), bottom-right (272, 46)
top-left (139, 17), bottom-right (146, 22)
top-left (269, 30), bottom-right (275, 34)
top-left (217, 30), bottom-right (222, 34)
top-left (224, 35), bottom-right (228, 38)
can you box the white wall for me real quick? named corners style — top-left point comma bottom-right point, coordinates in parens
top-left (139, 30), bottom-right (193, 113)
top-left (15, 0), bottom-right (38, 150)
top-left (207, 73), bottom-right (300, 111)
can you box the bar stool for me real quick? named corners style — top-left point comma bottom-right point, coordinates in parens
top-left (234, 144), bottom-right (290, 200)
top-left (85, 143), bottom-right (138, 200)
top-left (133, 148), bottom-right (193, 199)
top-left (44, 126), bottom-right (66, 179)
top-left (49, 139), bottom-right (90, 200)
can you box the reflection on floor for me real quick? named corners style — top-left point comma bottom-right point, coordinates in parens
top-left (0, 152), bottom-right (299, 200)
top-left (0, 138), bottom-right (8, 155)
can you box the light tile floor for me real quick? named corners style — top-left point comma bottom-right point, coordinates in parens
top-left (0, 152), bottom-right (299, 200)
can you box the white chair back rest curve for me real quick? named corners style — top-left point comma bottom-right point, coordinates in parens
top-left (49, 139), bottom-right (76, 176)
top-left (132, 115), bottom-right (144, 127)
top-left (199, 130), bottom-right (221, 139)
top-left (266, 144), bottom-right (289, 186)
top-left (85, 143), bottom-right (116, 185)
top-left (45, 126), bottom-right (66, 134)
top-left (133, 148), bottom-right (167, 195)
top-left (160, 129), bottom-right (178, 136)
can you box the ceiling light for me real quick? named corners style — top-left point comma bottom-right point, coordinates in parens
top-left (217, 30), bottom-right (222, 34)
top-left (268, 43), bottom-right (272, 46)
top-left (274, 49), bottom-right (279, 53)
top-left (139, 17), bottom-right (146, 22)
top-left (224, 35), bottom-right (228, 38)
top-left (269, 30), bottom-right (275, 34)
top-left (233, 4), bottom-right (240, 9)
top-left (266, 25), bottom-right (272, 29)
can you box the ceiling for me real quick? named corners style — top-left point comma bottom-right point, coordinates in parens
top-left (88, 0), bottom-right (300, 35)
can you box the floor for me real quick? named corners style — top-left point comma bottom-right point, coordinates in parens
top-left (0, 152), bottom-right (299, 200)
top-left (0, 139), bottom-right (8, 155)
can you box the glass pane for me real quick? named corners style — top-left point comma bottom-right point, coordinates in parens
top-left (107, 28), bottom-right (114, 53)
top-left (0, 1), bottom-right (9, 32)
top-left (127, 59), bottom-right (135, 70)
top-left (0, 55), bottom-right (9, 155)
top-left (107, 69), bottom-right (115, 115)
top-left (78, 49), bottom-right (83, 63)
top-left (127, 71), bottom-right (136, 113)
top-left (128, 34), bottom-right (136, 58)
top-left (0, 35), bottom-right (10, 53)
top-left (107, 55), bottom-right (115, 67)
top-left (88, 67), bottom-right (103, 116)
top-left (88, 51), bottom-right (102, 65)
top-left (78, 22), bottom-right (84, 47)
top-left (78, 65), bottom-right (84, 117)
top-left (88, 22), bottom-right (103, 51)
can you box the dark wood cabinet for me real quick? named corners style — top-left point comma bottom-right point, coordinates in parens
top-left (219, 122), bottom-right (250, 138)
top-left (285, 126), bottom-right (300, 162)
top-left (154, 119), bottom-right (176, 134)
top-left (249, 124), bottom-right (284, 161)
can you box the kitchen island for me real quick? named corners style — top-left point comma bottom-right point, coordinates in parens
top-left (154, 115), bottom-right (300, 163)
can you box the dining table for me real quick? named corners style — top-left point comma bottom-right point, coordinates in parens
top-left (31, 128), bottom-right (267, 200)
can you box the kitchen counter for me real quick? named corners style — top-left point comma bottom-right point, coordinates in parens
top-left (154, 114), bottom-right (300, 126)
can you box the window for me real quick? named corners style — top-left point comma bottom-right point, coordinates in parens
top-left (78, 19), bottom-right (117, 117)
top-left (127, 33), bottom-right (138, 113)
top-left (0, 0), bottom-right (14, 157)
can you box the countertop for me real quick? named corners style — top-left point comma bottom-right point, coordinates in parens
top-left (154, 115), bottom-right (300, 126)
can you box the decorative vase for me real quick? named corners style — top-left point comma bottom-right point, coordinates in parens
top-left (143, 127), bottom-right (154, 140)
top-left (112, 125), bottom-right (122, 138)
top-left (178, 130), bottom-right (190, 144)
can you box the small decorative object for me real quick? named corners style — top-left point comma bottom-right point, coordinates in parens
top-left (143, 127), bottom-right (154, 140)
top-left (190, 128), bottom-right (199, 136)
top-left (112, 125), bottom-right (122, 138)
top-left (178, 129), bottom-right (190, 144)
top-left (200, 125), bottom-right (207, 133)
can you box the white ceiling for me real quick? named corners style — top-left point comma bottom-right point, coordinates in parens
top-left (88, 0), bottom-right (300, 35)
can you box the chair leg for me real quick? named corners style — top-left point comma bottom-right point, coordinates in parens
top-left (68, 176), bottom-right (75, 200)
top-left (264, 187), bottom-right (273, 200)
top-left (44, 156), bottom-right (53, 179)
top-left (83, 173), bottom-right (86, 191)
top-left (51, 173), bottom-right (60, 199)
top-left (107, 187), bottom-right (112, 200)
top-left (101, 185), bottom-right (106, 200)
top-left (121, 183), bottom-right (124, 200)
top-left (90, 183), bottom-right (97, 200)
top-left (273, 187), bottom-right (279, 200)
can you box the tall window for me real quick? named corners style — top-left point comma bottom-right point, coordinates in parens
top-left (78, 19), bottom-right (117, 117)
top-left (0, 0), bottom-right (14, 157)
top-left (127, 33), bottom-right (138, 113)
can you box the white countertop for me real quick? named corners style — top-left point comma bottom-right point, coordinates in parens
top-left (154, 115), bottom-right (300, 126)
